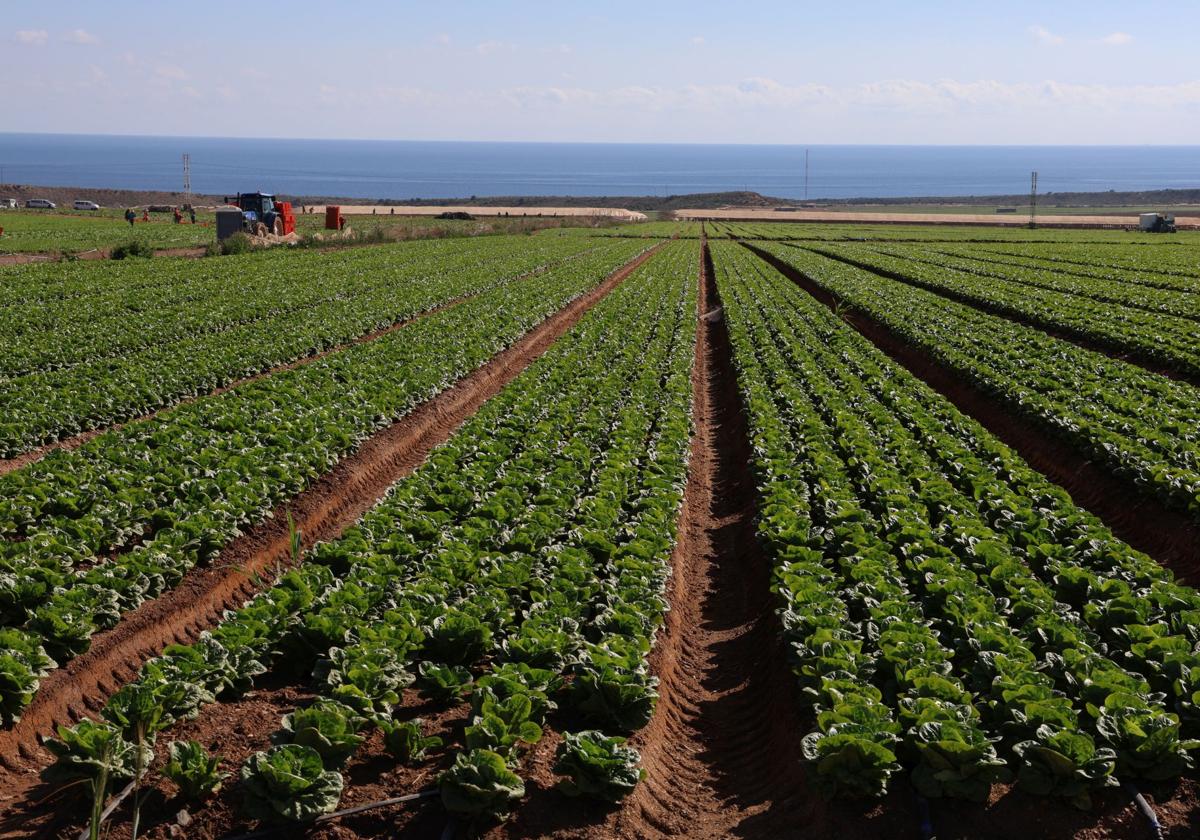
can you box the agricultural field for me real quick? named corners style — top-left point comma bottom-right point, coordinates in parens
top-left (1, 218), bottom-right (1200, 839)
top-left (0, 210), bottom-right (217, 255)
top-left (0, 209), bottom-right (636, 258)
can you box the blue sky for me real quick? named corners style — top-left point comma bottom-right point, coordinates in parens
top-left (6, 1), bottom-right (1199, 143)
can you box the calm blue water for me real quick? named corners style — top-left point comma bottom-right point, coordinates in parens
top-left (0, 134), bottom-right (1197, 200)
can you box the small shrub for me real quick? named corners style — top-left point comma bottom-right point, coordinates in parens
top-left (111, 240), bottom-right (153, 260)
top-left (219, 232), bottom-right (253, 256)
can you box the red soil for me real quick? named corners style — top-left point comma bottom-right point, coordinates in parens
top-left (0, 243), bottom-right (663, 817)
top-left (745, 242), bottom-right (1200, 582)
top-left (0, 256), bottom-right (572, 478)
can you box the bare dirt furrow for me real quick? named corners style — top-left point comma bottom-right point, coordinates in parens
top-left (0, 258), bottom-right (577, 478)
top-left (0, 244), bottom-right (663, 788)
top-left (808, 245), bottom-right (1200, 389)
top-left (745, 242), bottom-right (1200, 582)
top-left (592, 238), bottom-right (814, 838)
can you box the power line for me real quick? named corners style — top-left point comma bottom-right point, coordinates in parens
top-left (1027, 170), bottom-right (1036, 229)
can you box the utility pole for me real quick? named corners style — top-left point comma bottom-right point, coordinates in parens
top-left (1029, 170), bottom-right (1038, 229)
top-left (182, 153), bottom-right (191, 206)
top-left (805, 148), bottom-right (810, 201)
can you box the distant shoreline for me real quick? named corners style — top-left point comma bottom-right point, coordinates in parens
top-left (3, 184), bottom-right (1199, 215)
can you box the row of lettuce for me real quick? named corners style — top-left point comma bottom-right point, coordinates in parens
top-left (809, 243), bottom-right (1200, 379)
top-left (969, 242), bottom-right (1200, 284)
top-left (936, 243), bottom-right (1200, 294)
top-left (1, 236), bottom-right (596, 378)
top-left (753, 242), bottom-right (1200, 527)
top-left (38, 240), bottom-right (697, 830)
top-left (713, 240), bottom-right (1200, 806)
top-left (0, 239), bottom-right (655, 726)
top-left (0, 236), bottom-right (619, 457)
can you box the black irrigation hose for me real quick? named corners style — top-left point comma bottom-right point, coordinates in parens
top-left (222, 788), bottom-right (440, 840)
top-left (440, 815), bottom-right (459, 840)
top-left (914, 792), bottom-right (934, 840)
top-left (1122, 781), bottom-right (1165, 840)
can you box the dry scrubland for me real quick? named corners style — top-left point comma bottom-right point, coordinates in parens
top-left (1, 219), bottom-right (1200, 839)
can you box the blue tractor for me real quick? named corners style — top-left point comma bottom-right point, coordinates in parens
top-left (225, 192), bottom-right (283, 236)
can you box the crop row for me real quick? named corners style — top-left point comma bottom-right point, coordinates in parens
top-left (38, 240), bottom-right (697, 828)
top-left (0, 236), bottom-right (601, 379)
top-left (712, 241), bottom-right (1200, 805)
top-left (939, 244), bottom-right (1200, 295)
top-left (0, 237), bottom-right (620, 457)
top-left (868, 243), bottom-right (1200, 322)
top-left (974, 242), bottom-right (1200, 285)
top-left (756, 243), bottom-right (1200, 523)
top-left (810, 244), bottom-right (1200, 378)
top-left (0, 239), bottom-right (657, 725)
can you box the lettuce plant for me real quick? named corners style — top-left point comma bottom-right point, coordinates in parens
top-left (554, 730), bottom-right (644, 802)
top-left (276, 699), bottom-right (366, 768)
top-left (439, 749), bottom-right (525, 819)
top-left (378, 717), bottom-right (443, 765)
top-left (240, 744), bottom-right (343, 823)
top-left (163, 740), bottom-right (228, 800)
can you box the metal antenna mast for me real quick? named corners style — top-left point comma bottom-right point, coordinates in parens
top-left (1029, 170), bottom-right (1038, 229)
top-left (182, 154), bottom-right (191, 205)
top-left (805, 148), bottom-right (810, 201)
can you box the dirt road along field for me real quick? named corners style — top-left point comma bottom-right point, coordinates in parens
top-left (307, 204), bottom-right (648, 221)
top-left (678, 207), bottom-right (1200, 228)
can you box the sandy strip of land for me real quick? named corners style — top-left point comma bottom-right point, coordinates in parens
top-left (676, 208), bottom-right (1200, 228)
top-left (304, 204), bottom-right (647, 222)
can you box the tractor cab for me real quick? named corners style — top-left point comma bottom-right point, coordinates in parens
top-left (223, 192), bottom-right (295, 236)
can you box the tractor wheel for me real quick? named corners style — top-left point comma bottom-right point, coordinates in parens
top-left (253, 222), bottom-right (268, 237)
top-left (272, 217), bottom-right (284, 236)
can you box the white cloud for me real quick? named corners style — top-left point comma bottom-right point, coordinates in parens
top-left (434, 33), bottom-right (451, 46)
top-left (64, 29), bottom-right (100, 45)
top-left (691, 35), bottom-right (706, 46)
top-left (500, 76), bottom-right (1200, 116)
top-left (1099, 31), bottom-right (1133, 46)
top-left (154, 64), bottom-right (190, 81)
top-left (474, 40), bottom-right (513, 56)
top-left (1029, 25), bottom-right (1064, 46)
top-left (15, 29), bottom-right (48, 46)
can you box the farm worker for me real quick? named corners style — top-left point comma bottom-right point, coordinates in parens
top-left (173, 207), bottom-right (183, 224)
top-left (124, 209), bottom-right (136, 226)
top-left (189, 208), bottom-right (196, 224)
top-left (142, 209), bottom-right (150, 222)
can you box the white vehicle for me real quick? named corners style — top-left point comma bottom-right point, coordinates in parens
top-left (73, 200), bottom-right (101, 211)
top-left (0, 198), bottom-right (16, 209)
top-left (25, 198), bottom-right (56, 209)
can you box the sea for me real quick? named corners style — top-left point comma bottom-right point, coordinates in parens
top-left (1, 133), bottom-right (1198, 201)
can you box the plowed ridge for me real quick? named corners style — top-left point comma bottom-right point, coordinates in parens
top-left (0, 243), bottom-right (664, 781)
top-left (744, 241), bottom-right (1200, 580)
top-left (608, 239), bottom-right (810, 838)
top-left (0, 254), bottom-right (584, 477)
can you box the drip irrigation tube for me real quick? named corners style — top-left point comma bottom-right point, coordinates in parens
top-left (222, 788), bottom-right (440, 840)
top-left (1122, 781), bottom-right (1165, 840)
top-left (915, 792), bottom-right (934, 840)
top-left (77, 779), bottom-right (137, 840)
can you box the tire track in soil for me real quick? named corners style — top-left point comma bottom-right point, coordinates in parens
top-left (595, 236), bottom-right (851, 838)
top-left (0, 243), bottom-right (665, 789)
top-left (0, 254), bottom-right (589, 478)
top-left (744, 241), bottom-right (1200, 582)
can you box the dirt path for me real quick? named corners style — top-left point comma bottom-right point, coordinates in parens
top-left (593, 238), bottom-right (814, 838)
top-left (744, 242), bottom-right (1200, 581)
top-left (0, 244), bottom-right (663, 791)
